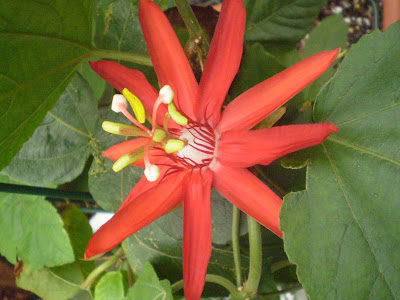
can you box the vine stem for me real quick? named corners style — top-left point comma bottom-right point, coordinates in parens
top-left (171, 274), bottom-right (249, 299)
top-left (90, 49), bottom-right (153, 66)
top-left (243, 216), bottom-right (262, 296)
top-left (232, 206), bottom-right (243, 287)
top-left (81, 248), bottom-right (123, 290)
top-left (174, 0), bottom-right (210, 58)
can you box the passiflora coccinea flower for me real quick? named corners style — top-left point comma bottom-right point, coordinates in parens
top-left (85, 0), bottom-right (339, 298)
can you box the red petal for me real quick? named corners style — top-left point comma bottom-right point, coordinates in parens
top-left (103, 138), bottom-right (150, 161)
top-left (196, 0), bottom-right (245, 126)
top-left (217, 49), bottom-right (340, 132)
top-left (89, 61), bottom-right (168, 123)
top-left (211, 163), bottom-right (282, 237)
top-left (85, 171), bottom-right (188, 259)
top-left (183, 169), bottom-right (213, 300)
top-left (139, 0), bottom-right (198, 120)
top-left (117, 151), bottom-right (182, 211)
top-left (218, 123), bottom-right (338, 168)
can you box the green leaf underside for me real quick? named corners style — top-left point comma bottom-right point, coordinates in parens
top-left (244, 0), bottom-right (326, 42)
top-left (95, 271), bottom-right (125, 300)
top-left (281, 23), bottom-right (400, 298)
top-left (126, 262), bottom-right (173, 300)
top-left (3, 74), bottom-right (98, 185)
top-left (0, 0), bottom-right (92, 169)
top-left (88, 110), bottom-right (143, 212)
top-left (0, 176), bottom-right (74, 268)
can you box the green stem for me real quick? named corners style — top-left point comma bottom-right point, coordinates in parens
top-left (81, 248), bottom-right (123, 290)
top-left (90, 49), bottom-right (153, 66)
top-left (369, 0), bottom-right (379, 30)
top-left (232, 206), bottom-right (243, 287)
top-left (174, 0), bottom-right (210, 57)
top-left (243, 216), bottom-right (262, 297)
top-left (171, 274), bottom-right (249, 299)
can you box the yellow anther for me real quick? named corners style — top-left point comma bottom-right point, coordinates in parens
top-left (152, 129), bottom-right (167, 142)
top-left (112, 152), bottom-right (144, 172)
top-left (164, 139), bottom-right (185, 154)
top-left (168, 102), bottom-right (188, 126)
top-left (122, 88), bottom-right (146, 124)
top-left (102, 121), bottom-right (150, 137)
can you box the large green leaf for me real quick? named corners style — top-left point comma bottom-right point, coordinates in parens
top-left (3, 74), bottom-right (98, 185)
top-left (0, 0), bottom-right (92, 169)
top-left (0, 175), bottom-right (74, 268)
top-left (126, 262), bottom-right (173, 300)
top-left (95, 271), bottom-right (125, 300)
top-left (281, 24), bottom-right (400, 298)
top-left (16, 263), bottom-right (91, 300)
top-left (244, 0), bottom-right (326, 43)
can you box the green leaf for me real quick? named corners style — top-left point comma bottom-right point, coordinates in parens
top-left (60, 205), bottom-right (95, 278)
top-left (302, 14), bottom-right (348, 101)
top-left (95, 271), bottom-right (124, 300)
top-left (16, 263), bottom-right (91, 300)
top-left (0, 0), bottom-right (92, 169)
top-left (126, 262), bottom-right (173, 300)
top-left (93, 0), bottom-right (146, 54)
top-left (3, 73), bottom-right (98, 186)
top-left (229, 43), bottom-right (286, 99)
top-left (0, 174), bottom-right (74, 268)
top-left (281, 24), bottom-right (400, 298)
top-left (244, 0), bottom-right (326, 43)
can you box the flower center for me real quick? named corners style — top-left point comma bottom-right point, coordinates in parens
top-left (176, 122), bottom-right (218, 169)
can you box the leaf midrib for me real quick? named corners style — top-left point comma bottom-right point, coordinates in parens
top-left (327, 136), bottom-right (400, 167)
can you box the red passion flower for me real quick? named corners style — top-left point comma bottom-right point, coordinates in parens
top-left (85, 0), bottom-right (339, 298)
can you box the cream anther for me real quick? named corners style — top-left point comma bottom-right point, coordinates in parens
top-left (159, 85), bottom-right (174, 104)
top-left (111, 94), bottom-right (128, 113)
top-left (144, 164), bottom-right (160, 182)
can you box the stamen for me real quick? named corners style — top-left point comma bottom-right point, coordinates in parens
top-left (168, 102), bottom-right (188, 126)
top-left (159, 85), bottom-right (174, 104)
top-left (111, 94), bottom-right (151, 134)
top-left (144, 144), bottom-right (160, 182)
top-left (122, 88), bottom-right (146, 124)
top-left (164, 139), bottom-right (185, 154)
top-left (151, 85), bottom-right (175, 134)
top-left (111, 94), bottom-right (128, 113)
top-left (102, 121), bottom-right (150, 137)
top-left (112, 152), bottom-right (144, 172)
